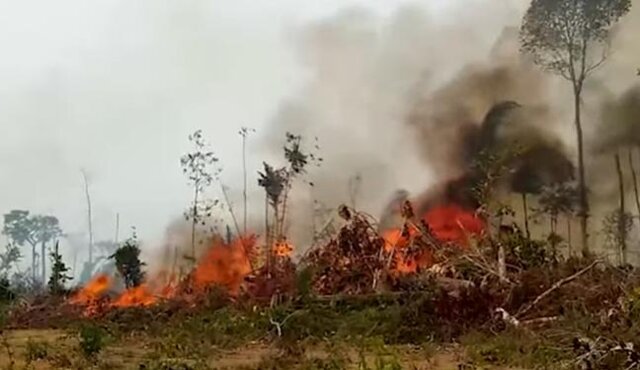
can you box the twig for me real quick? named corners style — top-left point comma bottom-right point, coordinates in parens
top-left (269, 311), bottom-right (297, 337)
top-left (461, 254), bottom-right (514, 285)
top-left (517, 259), bottom-right (601, 318)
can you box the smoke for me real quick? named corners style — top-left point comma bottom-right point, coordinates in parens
top-left (255, 2), bottom-right (537, 245)
top-left (596, 85), bottom-right (640, 152)
top-left (253, 0), bottom-right (639, 251)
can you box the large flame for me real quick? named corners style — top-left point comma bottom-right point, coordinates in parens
top-left (382, 203), bottom-right (485, 274)
top-left (192, 235), bottom-right (256, 294)
top-left (423, 204), bottom-right (485, 246)
top-left (70, 274), bottom-right (111, 304)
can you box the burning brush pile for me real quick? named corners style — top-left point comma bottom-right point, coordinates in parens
top-left (305, 201), bottom-right (484, 295)
top-left (8, 192), bottom-right (489, 327)
top-left (65, 198), bottom-right (484, 315)
top-left (6, 101), bottom-right (593, 328)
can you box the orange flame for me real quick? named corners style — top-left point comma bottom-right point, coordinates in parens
top-left (272, 240), bottom-right (294, 257)
top-left (193, 235), bottom-right (256, 294)
top-left (381, 203), bottom-right (485, 274)
top-left (423, 204), bottom-right (485, 247)
top-left (70, 274), bottom-right (111, 304)
top-left (111, 284), bottom-right (156, 308)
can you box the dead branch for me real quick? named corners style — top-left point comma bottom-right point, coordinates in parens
top-left (461, 254), bottom-right (514, 285)
top-left (517, 259), bottom-right (601, 318)
top-left (269, 311), bottom-right (297, 337)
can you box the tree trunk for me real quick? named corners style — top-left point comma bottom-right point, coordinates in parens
top-left (41, 240), bottom-right (46, 284)
top-left (82, 171), bottom-right (94, 265)
top-left (72, 250), bottom-right (78, 281)
top-left (31, 243), bottom-right (36, 282)
top-left (191, 187), bottom-right (199, 264)
top-left (264, 194), bottom-right (271, 275)
top-left (574, 90), bottom-right (589, 257)
top-left (566, 217), bottom-right (572, 256)
top-left (114, 213), bottom-right (120, 244)
top-left (614, 151), bottom-right (627, 265)
top-left (242, 134), bottom-right (248, 235)
top-left (521, 193), bottom-right (530, 238)
top-left (550, 214), bottom-right (558, 260)
top-left (627, 148), bottom-right (640, 219)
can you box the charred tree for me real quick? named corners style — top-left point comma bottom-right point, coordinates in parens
top-left (614, 151), bottom-right (627, 264)
top-left (628, 148), bottom-right (640, 219)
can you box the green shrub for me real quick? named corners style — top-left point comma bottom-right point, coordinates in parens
top-left (78, 324), bottom-right (105, 358)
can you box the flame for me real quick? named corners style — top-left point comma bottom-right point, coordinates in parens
top-left (69, 235), bottom-right (257, 314)
top-left (382, 224), bottom-right (432, 274)
top-left (112, 284), bottom-right (156, 308)
top-left (70, 274), bottom-right (111, 304)
top-left (272, 240), bottom-right (294, 257)
top-left (158, 274), bottom-right (178, 299)
top-left (381, 203), bottom-right (485, 274)
top-left (193, 235), bottom-right (256, 294)
top-left (423, 204), bottom-right (485, 246)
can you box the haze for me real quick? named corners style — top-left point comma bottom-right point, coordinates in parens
top-left (0, 0), bottom-right (455, 250)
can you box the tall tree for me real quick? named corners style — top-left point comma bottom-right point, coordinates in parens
top-left (34, 215), bottom-right (63, 284)
top-left (520, 0), bottom-right (632, 256)
top-left (239, 127), bottom-right (255, 236)
top-left (81, 170), bottom-right (94, 266)
top-left (2, 211), bottom-right (62, 283)
top-left (181, 129), bottom-right (217, 262)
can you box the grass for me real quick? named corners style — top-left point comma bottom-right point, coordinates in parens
top-left (2, 266), bottom-right (638, 369)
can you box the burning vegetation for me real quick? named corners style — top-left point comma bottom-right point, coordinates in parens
top-left (3, 1), bottom-right (640, 369)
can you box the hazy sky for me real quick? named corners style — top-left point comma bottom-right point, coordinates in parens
top-left (0, 0), bottom-right (459, 252)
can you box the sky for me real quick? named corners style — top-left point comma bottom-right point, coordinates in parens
top-left (0, 0), bottom-right (458, 256)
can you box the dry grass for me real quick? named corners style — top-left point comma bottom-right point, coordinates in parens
top-left (0, 329), bottom-right (534, 370)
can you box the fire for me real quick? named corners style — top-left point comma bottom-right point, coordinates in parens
top-left (382, 203), bottom-right (485, 274)
top-left (382, 224), bottom-right (433, 274)
top-left (70, 274), bottom-right (111, 304)
top-left (70, 235), bottom-right (257, 314)
top-left (272, 240), bottom-right (294, 257)
top-left (192, 235), bottom-right (256, 295)
top-left (423, 204), bottom-right (485, 246)
top-left (112, 284), bottom-right (156, 308)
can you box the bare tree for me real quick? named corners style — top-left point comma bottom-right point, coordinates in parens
top-left (239, 127), bottom-right (255, 235)
top-left (81, 170), bottom-right (94, 265)
top-left (181, 129), bottom-right (217, 262)
top-left (520, 0), bottom-right (632, 256)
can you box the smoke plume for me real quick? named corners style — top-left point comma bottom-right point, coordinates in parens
top-left (251, 1), bottom-right (640, 251)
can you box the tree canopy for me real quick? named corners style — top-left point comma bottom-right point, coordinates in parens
top-left (520, 0), bottom-right (631, 83)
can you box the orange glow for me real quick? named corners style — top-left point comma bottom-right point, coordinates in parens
top-left (382, 224), bottom-right (419, 252)
top-left (192, 235), bottom-right (256, 294)
top-left (272, 240), bottom-right (294, 257)
top-left (381, 203), bottom-right (484, 274)
top-left (70, 274), bottom-right (111, 305)
top-left (423, 204), bottom-right (485, 247)
top-left (112, 284), bottom-right (156, 308)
